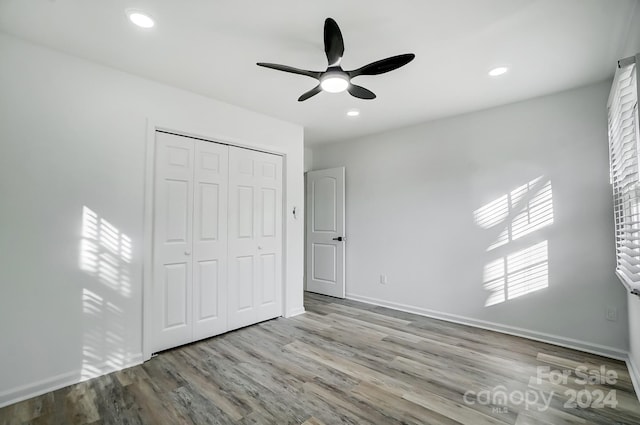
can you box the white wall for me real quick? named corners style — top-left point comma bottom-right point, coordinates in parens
top-left (310, 81), bottom-right (629, 355)
top-left (0, 33), bottom-right (304, 406)
top-left (304, 147), bottom-right (314, 172)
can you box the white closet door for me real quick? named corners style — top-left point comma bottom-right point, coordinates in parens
top-left (228, 147), bottom-right (283, 330)
top-left (152, 132), bottom-right (195, 352)
top-left (192, 141), bottom-right (229, 340)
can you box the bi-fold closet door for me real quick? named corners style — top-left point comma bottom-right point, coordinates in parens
top-left (152, 132), bottom-right (283, 354)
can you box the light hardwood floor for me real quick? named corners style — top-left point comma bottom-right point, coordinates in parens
top-left (1, 292), bottom-right (640, 424)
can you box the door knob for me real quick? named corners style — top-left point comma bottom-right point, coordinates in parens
top-left (185, 251), bottom-right (191, 256)
top-left (332, 236), bottom-right (344, 242)
top-left (258, 246), bottom-right (263, 250)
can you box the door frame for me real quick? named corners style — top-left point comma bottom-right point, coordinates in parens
top-left (142, 119), bottom-right (289, 361)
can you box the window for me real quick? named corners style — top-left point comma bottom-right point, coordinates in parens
top-left (608, 58), bottom-right (640, 287)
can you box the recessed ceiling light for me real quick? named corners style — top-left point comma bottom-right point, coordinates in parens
top-left (347, 110), bottom-right (360, 117)
top-left (488, 66), bottom-right (509, 77)
top-left (127, 11), bottom-right (155, 29)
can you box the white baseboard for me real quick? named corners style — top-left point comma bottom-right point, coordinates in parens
top-left (346, 293), bottom-right (628, 361)
top-left (0, 353), bottom-right (143, 409)
top-left (285, 307), bottom-right (306, 318)
top-left (626, 355), bottom-right (640, 401)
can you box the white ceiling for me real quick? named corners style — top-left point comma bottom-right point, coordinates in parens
top-left (1, 0), bottom-right (639, 145)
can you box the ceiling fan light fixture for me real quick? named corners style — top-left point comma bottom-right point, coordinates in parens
top-left (320, 72), bottom-right (349, 93)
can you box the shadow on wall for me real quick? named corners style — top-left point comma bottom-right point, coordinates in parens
top-left (474, 176), bottom-right (554, 307)
top-left (78, 206), bottom-right (132, 379)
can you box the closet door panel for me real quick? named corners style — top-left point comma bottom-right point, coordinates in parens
top-left (164, 264), bottom-right (189, 327)
top-left (228, 147), bottom-right (282, 330)
top-left (260, 253), bottom-right (277, 305)
top-left (236, 255), bottom-right (255, 311)
top-left (193, 141), bottom-right (229, 339)
top-left (257, 155), bottom-right (282, 311)
top-left (152, 133), bottom-right (195, 353)
top-left (196, 260), bottom-right (218, 318)
top-left (228, 148), bottom-right (257, 328)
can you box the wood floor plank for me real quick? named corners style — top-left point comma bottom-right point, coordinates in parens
top-left (349, 382), bottom-right (463, 425)
top-left (325, 302), bottom-right (413, 326)
top-left (302, 381), bottom-right (404, 425)
top-left (402, 390), bottom-right (512, 425)
top-left (168, 385), bottom-right (233, 425)
top-left (300, 417), bottom-right (327, 425)
top-left (1, 292), bottom-right (640, 424)
top-left (64, 383), bottom-right (100, 425)
top-left (172, 352), bottom-right (248, 421)
top-left (124, 374), bottom-right (186, 425)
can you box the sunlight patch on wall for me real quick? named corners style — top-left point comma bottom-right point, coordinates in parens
top-left (474, 177), bottom-right (553, 306)
top-left (79, 206), bottom-right (130, 381)
top-left (80, 206), bottom-right (132, 297)
top-left (483, 241), bottom-right (549, 307)
top-left (80, 288), bottom-right (125, 380)
top-left (474, 177), bottom-right (553, 251)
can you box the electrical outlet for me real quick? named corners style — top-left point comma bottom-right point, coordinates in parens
top-left (380, 274), bottom-right (387, 285)
top-left (606, 307), bottom-right (618, 322)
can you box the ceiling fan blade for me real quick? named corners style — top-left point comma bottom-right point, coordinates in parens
top-left (348, 53), bottom-right (415, 78)
top-left (324, 18), bottom-right (344, 67)
top-left (348, 84), bottom-right (376, 100)
top-left (298, 85), bottom-right (323, 102)
top-left (257, 63), bottom-right (321, 79)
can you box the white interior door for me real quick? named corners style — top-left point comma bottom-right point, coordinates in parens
top-left (192, 141), bottom-right (229, 340)
top-left (152, 132), bottom-right (196, 352)
top-left (228, 146), bottom-right (283, 330)
top-left (306, 167), bottom-right (345, 298)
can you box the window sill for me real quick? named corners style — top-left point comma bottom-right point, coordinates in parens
top-left (616, 270), bottom-right (640, 297)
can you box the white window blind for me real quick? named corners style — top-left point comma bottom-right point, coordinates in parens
top-left (608, 61), bottom-right (640, 286)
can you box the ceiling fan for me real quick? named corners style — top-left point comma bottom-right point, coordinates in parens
top-left (257, 18), bottom-right (415, 102)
